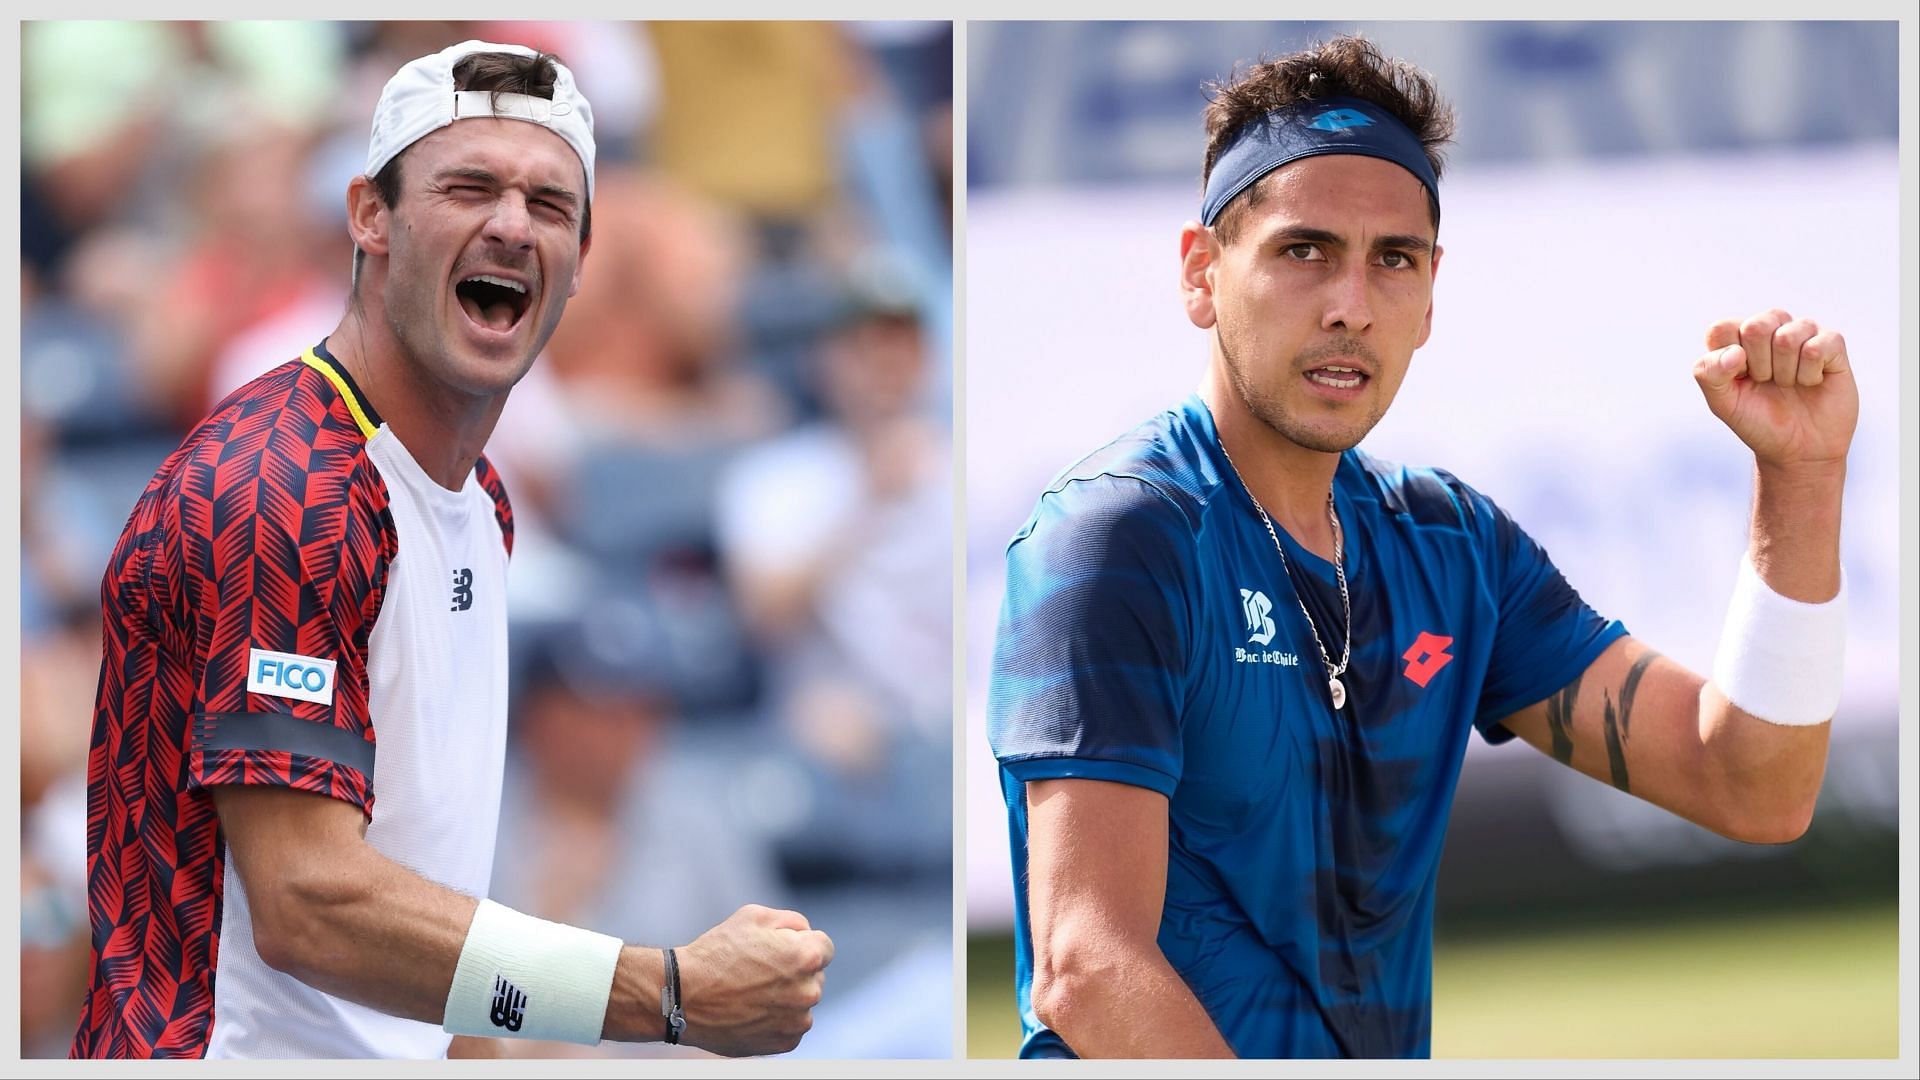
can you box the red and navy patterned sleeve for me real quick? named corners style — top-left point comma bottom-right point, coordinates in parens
top-left (174, 377), bottom-right (396, 816)
top-left (474, 453), bottom-right (514, 556)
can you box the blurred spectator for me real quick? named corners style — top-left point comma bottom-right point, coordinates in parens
top-left (19, 604), bottom-right (98, 1057)
top-left (717, 250), bottom-right (952, 756)
top-left (23, 21), bottom-right (178, 260)
top-left (540, 171), bottom-right (784, 445)
top-left (492, 170), bottom-right (785, 718)
top-left (493, 610), bottom-right (788, 937)
top-left (134, 122), bottom-right (344, 424)
top-left (646, 22), bottom-right (851, 233)
top-left (21, 617), bottom-right (99, 899)
top-left (21, 853), bottom-right (90, 1059)
top-left (486, 612), bottom-right (790, 1059)
top-left (849, 21), bottom-right (953, 119)
top-left (24, 22), bottom-right (353, 432)
top-left (18, 417), bottom-right (89, 630)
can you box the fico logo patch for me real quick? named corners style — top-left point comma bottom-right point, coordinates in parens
top-left (247, 648), bottom-right (337, 705)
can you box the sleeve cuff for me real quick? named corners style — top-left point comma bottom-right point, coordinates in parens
top-left (1002, 755), bottom-right (1178, 798)
top-left (1476, 619), bottom-right (1631, 744)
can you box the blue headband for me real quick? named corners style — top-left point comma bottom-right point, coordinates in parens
top-left (1201, 95), bottom-right (1439, 227)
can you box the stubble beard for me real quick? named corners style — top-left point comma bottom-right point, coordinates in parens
top-left (383, 274), bottom-right (544, 401)
top-left (1218, 332), bottom-right (1383, 455)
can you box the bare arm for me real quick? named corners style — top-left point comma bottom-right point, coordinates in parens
top-left (1497, 635), bottom-right (1826, 843)
top-left (1024, 778), bottom-right (1234, 1058)
top-left (213, 785), bottom-right (831, 1054)
top-left (445, 1035), bottom-right (505, 1058)
top-left (1498, 309), bottom-right (1854, 843)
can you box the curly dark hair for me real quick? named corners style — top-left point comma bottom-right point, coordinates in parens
top-left (1201, 35), bottom-right (1455, 243)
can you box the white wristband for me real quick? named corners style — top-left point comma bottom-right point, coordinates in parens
top-left (443, 899), bottom-right (623, 1045)
top-left (1710, 554), bottom-right (1846, 726)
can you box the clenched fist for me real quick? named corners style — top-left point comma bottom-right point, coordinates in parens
top-left (1693, 309), bottom-right (1859, 469)
top-left (677, 904), bottom-right (834, 1057)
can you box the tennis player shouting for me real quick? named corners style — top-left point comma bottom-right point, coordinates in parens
top-left (75, 40), bottom-right (830, 1059)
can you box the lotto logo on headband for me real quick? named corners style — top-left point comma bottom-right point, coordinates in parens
top-left (1310, 108), bottom-right (1375, 131)
top-left (1199, 94), bottom-right (1440, 226)
top-left (247, 648), bottom-right (337, 705)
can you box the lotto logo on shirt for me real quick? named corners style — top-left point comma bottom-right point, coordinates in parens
top-left (1401, 632), bottom-right (1456, 688)
top-left (246, 648), bottom-right (337, 705)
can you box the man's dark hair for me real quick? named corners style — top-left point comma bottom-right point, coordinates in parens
top-left (1201, 35), bottom-right (1455, 244)
top-left (354, 49), bottom-right (591, 288)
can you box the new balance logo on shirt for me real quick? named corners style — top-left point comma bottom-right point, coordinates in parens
top-left (451, 568), bottom-right (474, 612)
top-left (489, 974), bottom-right (526, 1032)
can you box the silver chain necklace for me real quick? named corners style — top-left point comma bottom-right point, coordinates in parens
top-left (1217, 440), bottom-right (1353, 710)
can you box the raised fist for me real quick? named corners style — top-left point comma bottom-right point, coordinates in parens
top-left (1693, 309), bottom-right (1858, 470)
top-left (676, 904), bottom-right (834, 1056)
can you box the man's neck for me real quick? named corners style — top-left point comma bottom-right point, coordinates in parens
top-left (1200, 368), bottom-right (1342, 562)
top-left (325, 308), bottom-right (507, 491)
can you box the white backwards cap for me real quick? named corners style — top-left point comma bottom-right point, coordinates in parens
top-left (366, 39), bottom-right (596, 201)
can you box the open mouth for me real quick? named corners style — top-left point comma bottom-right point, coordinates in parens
top-left (455, 274), bottom-right (531, 333)
top-left (1305, 365), bottom-right (1368, 391)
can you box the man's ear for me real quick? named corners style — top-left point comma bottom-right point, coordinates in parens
top-left (346, 175), bottom-right (391, 258)
top-left (1179, 221), bottom-right (1219, 331)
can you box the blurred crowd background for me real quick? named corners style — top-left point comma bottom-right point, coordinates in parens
top-left (964, 20), bottom-right (1900, 1058)
top-left (20, 19), bottom-right (953, 1059)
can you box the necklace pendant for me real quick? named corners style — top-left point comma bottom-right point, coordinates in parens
top-left (1329, 677), bottom-right (1347, 710)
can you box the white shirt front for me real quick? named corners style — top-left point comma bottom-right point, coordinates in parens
top-left (206, 425), bottom-right (511, 1059)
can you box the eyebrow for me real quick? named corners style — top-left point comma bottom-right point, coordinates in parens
top-left (433, 167), bottom-right (580, 209)
top-left (1269, 225), bottom-right (1434, 256)
top-left (531, 184), bottom-right (580, 209)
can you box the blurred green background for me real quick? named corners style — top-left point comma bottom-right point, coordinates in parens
top-left (967, 898), bottom-right (1899, 1059)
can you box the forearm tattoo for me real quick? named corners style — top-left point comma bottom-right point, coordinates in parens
top-left (1599, 651), bottom-right (1659, 793)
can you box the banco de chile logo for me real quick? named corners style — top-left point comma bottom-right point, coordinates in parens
top-left (1240, 589), bottom-right (1277, 645)
top-left (451, 568), bottom-right (474, 612)
top-left (1236, 589), bottom-right (1300, 667)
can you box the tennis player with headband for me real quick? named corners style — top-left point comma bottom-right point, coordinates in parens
top-left (988, 35), bottom-right (1855, 1058)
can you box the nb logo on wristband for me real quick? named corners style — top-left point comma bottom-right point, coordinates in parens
top-left (490, 974), bottom-right (527, 1032)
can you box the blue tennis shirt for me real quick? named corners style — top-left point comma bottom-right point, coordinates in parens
top-left (988, 395), bottom-right (1625, 1058)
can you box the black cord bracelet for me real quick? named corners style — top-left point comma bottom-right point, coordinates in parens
top-left (661, 947), bottom-right (686, 1045)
